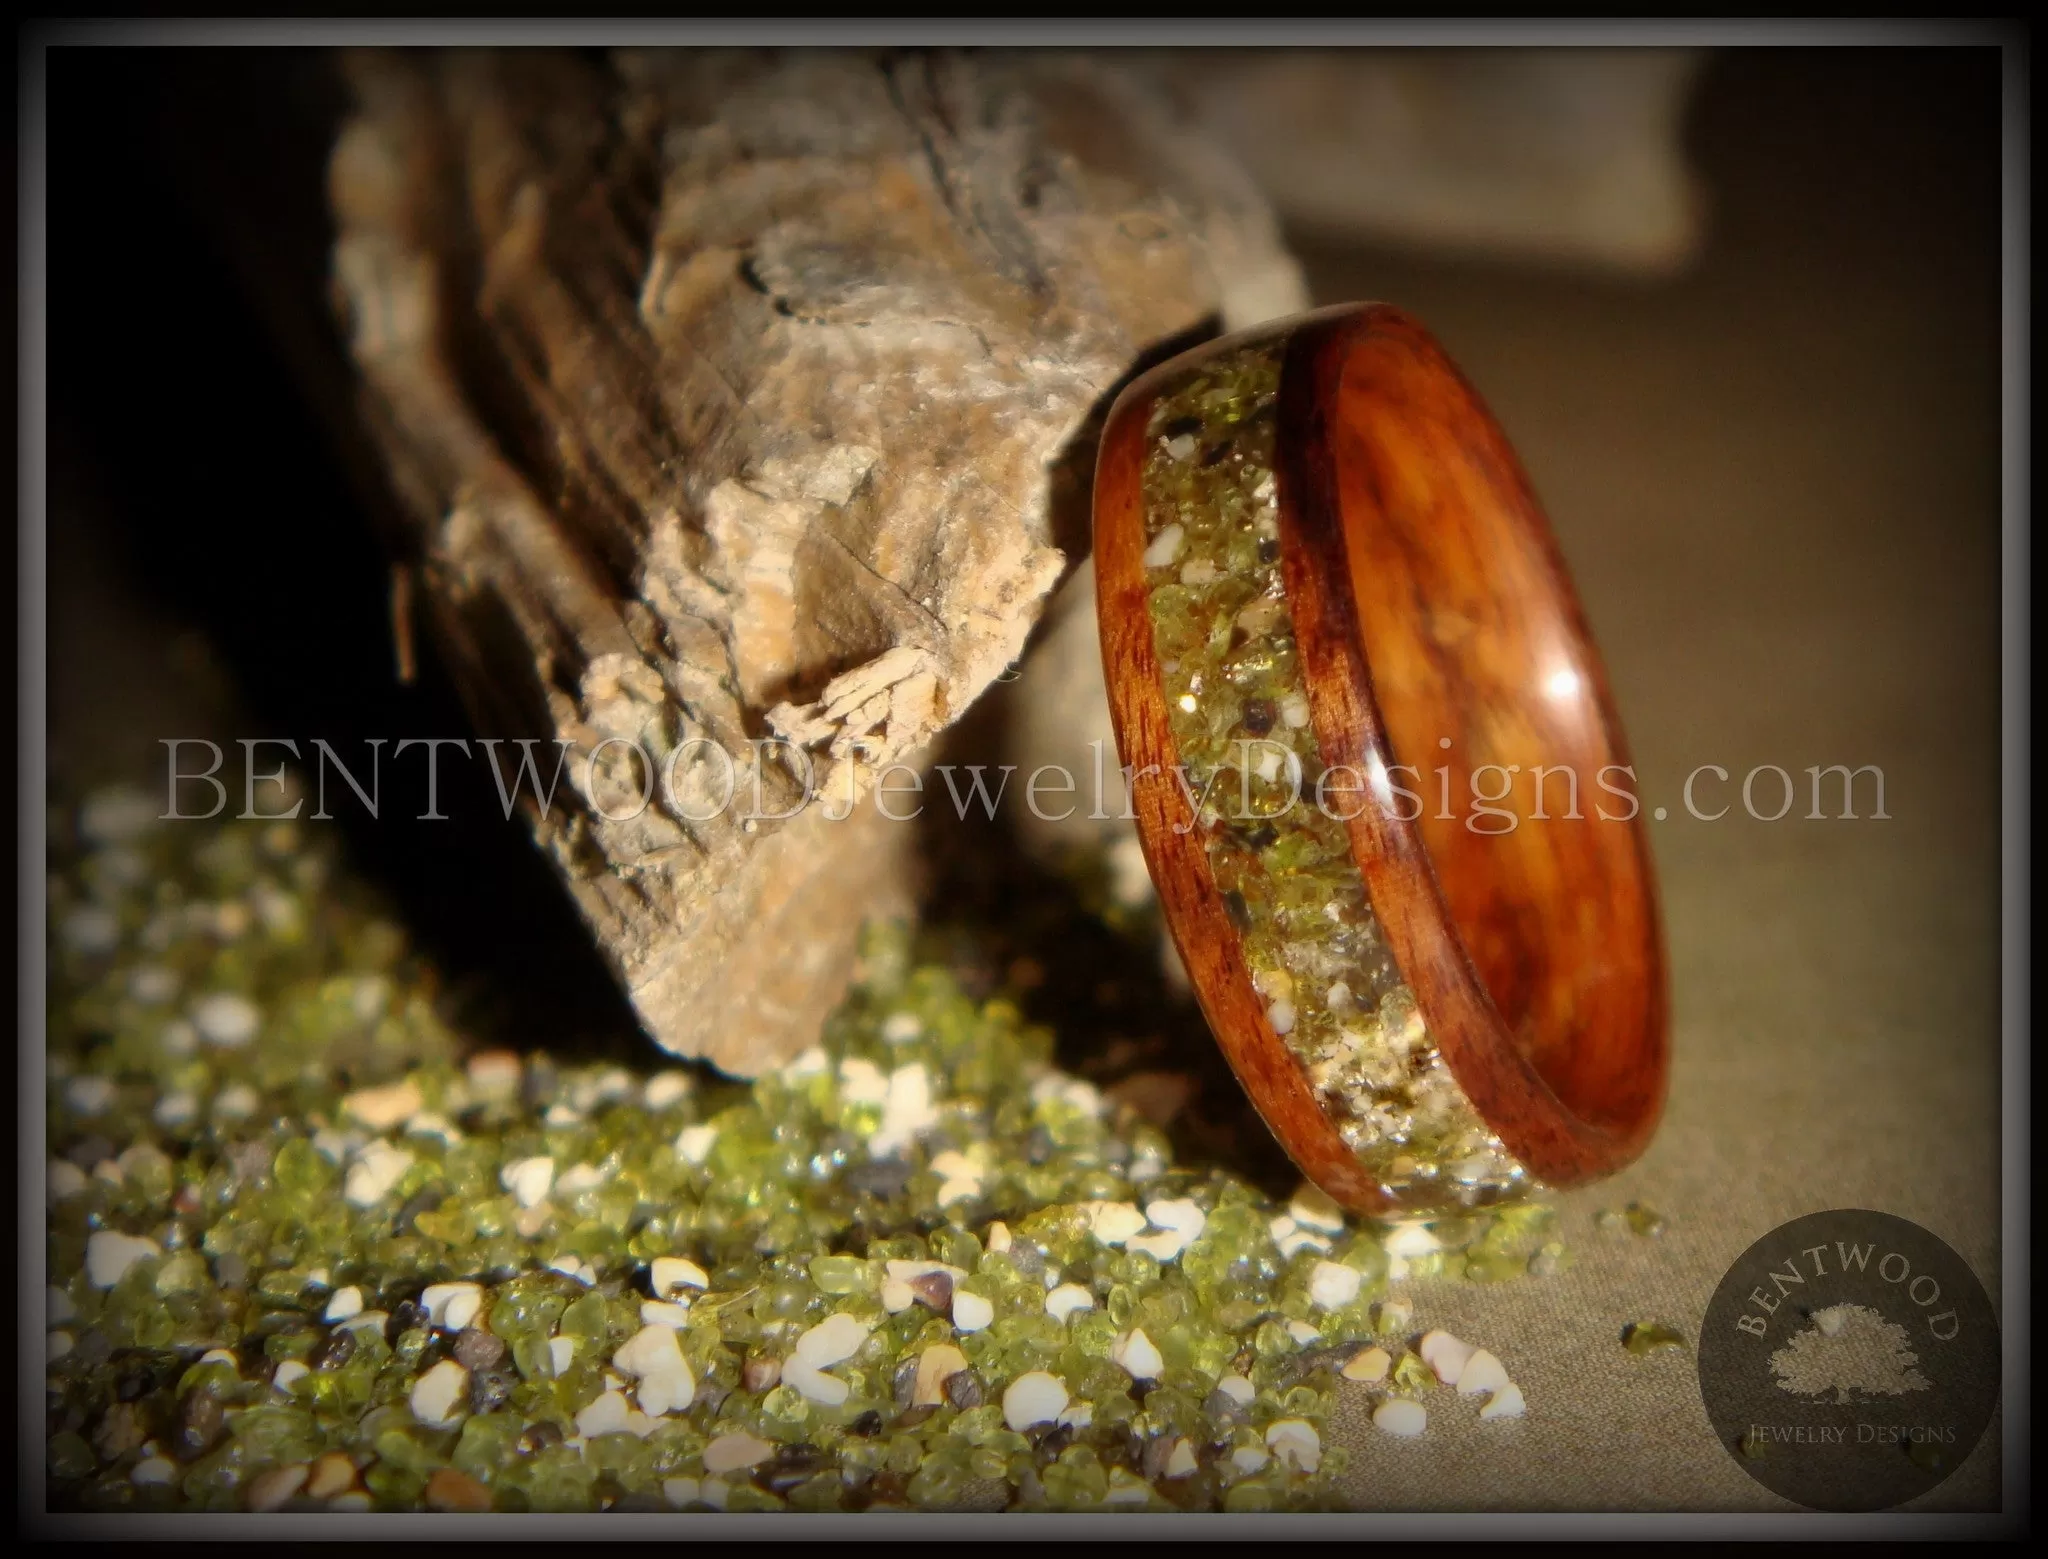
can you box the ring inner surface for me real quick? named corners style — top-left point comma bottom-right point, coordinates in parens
top-left (1325, 330), bottom-right (1662, 1142)
top-left (1133, 339), bottom-right (1529, 1211)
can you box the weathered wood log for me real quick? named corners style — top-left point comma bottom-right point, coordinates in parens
top-left (326, 47), bottom-right (1306, 1075)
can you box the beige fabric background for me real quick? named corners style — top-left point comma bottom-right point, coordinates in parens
top-left (1300, 50), bottom-right (2005, 1512)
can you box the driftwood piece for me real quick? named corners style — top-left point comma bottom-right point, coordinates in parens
top-left (327, 47), bottom-right (1304, 1075)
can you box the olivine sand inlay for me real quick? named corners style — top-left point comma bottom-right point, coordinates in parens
top-left (1136, 341), bottom-right (1527, 1211)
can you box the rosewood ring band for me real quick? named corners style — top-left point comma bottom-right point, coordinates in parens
top-left (1093, 303), bottom-right (1669, 1218)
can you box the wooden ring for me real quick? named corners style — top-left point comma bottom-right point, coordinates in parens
top-left (1093, 303), bottom-right (1668, 1217)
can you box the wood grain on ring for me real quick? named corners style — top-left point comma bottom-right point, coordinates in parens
top-left (1095, 304), bottom-right (1668, 1207)
top-left (1277, 306), bottom-right (1667, 1187)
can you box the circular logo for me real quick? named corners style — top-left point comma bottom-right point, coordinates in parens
top-left (1698, 1209), bottom-right (1998, 1511)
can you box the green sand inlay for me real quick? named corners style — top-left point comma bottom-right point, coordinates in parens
top-left (1136, 342), bottom-right (1526, 1212)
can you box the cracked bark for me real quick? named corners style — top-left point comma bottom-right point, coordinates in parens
top-left (328, 47), bottom-right (1306, 1074)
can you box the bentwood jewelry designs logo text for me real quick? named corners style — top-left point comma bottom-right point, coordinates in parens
top-left (152, 737), bottom-right (1894, 833)
top-left (1697, 1209), bottom-right (1998, 1512)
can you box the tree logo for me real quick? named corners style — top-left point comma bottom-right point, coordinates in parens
top-left (1769, 1302), bottom-right (1930, 1402)
top-left (1698, 1209), bottom-right (1998, 1511)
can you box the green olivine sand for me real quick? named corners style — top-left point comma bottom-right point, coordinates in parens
top-left (1620, 1322), bottom-right (1688, 1359)
top-left (44, 783), bottom-right (1568, 1513)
